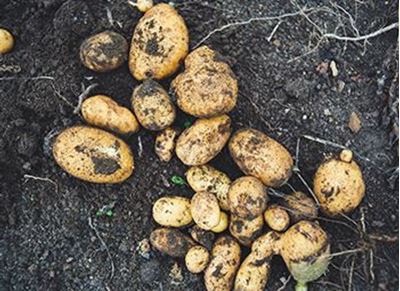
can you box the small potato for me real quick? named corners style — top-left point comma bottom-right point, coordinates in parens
top-left (152, 196), bottom-right (192, 227)
top-left (191, 191), bottom-right (221, 230)
top-left (283, 191), bottom-right (318, 222)
top-left (129, 3), bottom-right (189, 80)
top-left (155, 127), bottom-right (178, 162)
top-left (229, 214), bottom-right (264, 246)
top-left (0, 28), bottom-right (14, 54)
top-left (264, 204), bottom-right (290, 232)
top-left (186, 165), bottom-right (231, 210)
top-left (176, 115), bottom-right (231, 166)
top-left (189, 225), bottom-right (215, 250)
top-left (53, 126), bottom-right (134, 183)
top-left (134, 0), bottom-right (153, 12)
top-left (172, 46), bottom-right (238, 117)
top-left (229, 128), bottom-right (293, 187)
top-left (150, 228), bottom-right (196, 257)
top-left (80, 31), bottom-right (128, 72)
top-left (228, 176), bottom-right (268, 219)
top-left (81, 95), bottom-right (139, 135)
top-left (132, 79), bottom-right (176, 131)
top-left (204, 236), bottom-right (241, 291)
top-left (211, 211), bottom-right (229, 233)
top-left (185, 246), bottom-right (210, 273)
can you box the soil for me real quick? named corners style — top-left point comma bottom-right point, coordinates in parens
top-left (0, 0), bottom-right (398, 290)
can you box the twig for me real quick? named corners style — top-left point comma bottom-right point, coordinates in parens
top-left (267, 21), bottom-right (282, 42)
top-left (0, 76), bottom-right (55, 81)
top-left (73, 83), bottom-right (98, 114)
top-left (137, 136), bottom-right (143, 158)
top-left (347, 256), bottom-right (355, 291)
top-left (23, 174), bottom-right (58, 193)
top-left (51, 83), bottom-right (74, 108)
top-left (277, 275), bottom-right (291, 291)
top-left (369, 234), bottom-right (398, 242)
top-left (325, 248), bottom-right (365, 259)
top-left (369, 249), bottom-right (375, 281)
top-left (293, 169), bottom-right (320, 207)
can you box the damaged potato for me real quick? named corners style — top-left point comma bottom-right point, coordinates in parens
top-left (211, 211), bottom-right (229, 233)
top-left (150, 228), bottom-right (196, 257)
top-left (185, 245), bottom-right (210, 274)
top-left (152, 196), bottom-right (192, 227)
top-left (155, 127), bottom-right (178, 162)
top-left (283, 191), bottom-right (318, 222)
top-left (189, 225), bottom-right (215, 251)
top-left (264, 204), bottom-right (290, 232)
top-left (229, 214), bottom-right (264, 246)
top-left (191, 191), bottom-right (221, 230)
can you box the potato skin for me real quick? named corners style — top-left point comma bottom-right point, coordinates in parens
top-left (176, 115), bottom-right (231, 166)
top-left (53, 126), bottom-right (134, 183)
top-left (211, 211), bottom-right (229, 233)
top-left (155, 127), bottom-right (178, 162)
top-left (191, 191), bottom-right (221, 230)
top-left (80, 31), bottom-right (128, 72)
top-left (132, 80), bottom-right (176, 131)
top-left (152, 196), bottom-right (192, 227)
top-left (81, 95), bottom-right (139, 134)
top-left (172, 46), bottom-right (238, 117)
top-left (229, 128), bottom-right (293, 187)
top-left (189, 225), bottom-right (215, 251)
top-left (0, 28), bottom-right (14, 54)
top-left (204, 236), bottom-right (241, 291)
top-left (129, 3), bottom-right (189, 80)
top-left (150, 228), bottom-right (196, 257)
top-left (264, 204), bottom-right (290, 232)
top-left (229, 214), bottom-right (264, 246)
top-left (283, 191), bottom-right (318, 222)
top-left (185, 246), bottom-right (210, 273)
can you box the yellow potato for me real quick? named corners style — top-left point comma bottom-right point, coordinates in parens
top-left (229, 214), bottom-right (264, 246)
top-left (152, 196), bottom-right (192, 227)
top-left (150, 228), bottom-right (196, 257)
top-left (283, 191), bottom-right (318, 222)
top-left (135, 0), bottom-right (153, 12)
top-left (189, 225), bottom-right (215, 250)
top-left (264, 204), bottom-right (290, 232)
top-left (176, 115), bottom-right (231, 166)
top-left (172, 46), bottom-right (238, 117)
top-left (81, 95), bottom-right (139, 135)
top-left (154, 127), bottom-right (178, 162)
top-left (229, 128), bottom-right (293, 187)
top-left (185, 246), bottom-right (210, 273)
top-left (52, 126), bottom-right (134, 183)
top-left (211, 211), bottom-right (229, 233)
top-left (0, 28), bottom-right (14, 54)
top-left (191, 191), bottom-right (221, 230)
top-left (129, 3), bottom-right (189, 80)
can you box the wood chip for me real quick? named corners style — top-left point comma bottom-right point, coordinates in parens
top-left (348, 112), bottom-right (362, 133)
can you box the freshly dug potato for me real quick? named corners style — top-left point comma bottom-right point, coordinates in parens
top-left (53, 126), bottom-right (134, 183)
top-left (129, 3), bottom-right (189, 80)
top-left (172, 46), bottom-right (238, 117)
top-left (228, 176), bottom-right (268, 219)
top-left (264, 204), bottom-right (290, 232)
top-left (229, 214), bottom-right (264, 246)
top-left (80, 31), bottom-right (128, 72)
top-left (134, 0), bottom-right (153, 12)
top-left (81, 95), bottom-right (139, 135)
top-left (154, 127), bottom-right (178, 162)
top-left (283, 191), bottom-right (318, 222)
top-left (150, 228), bottom-right (196, 257)
top-left (0, 28), bottom-right (14, 54)
top-left (229, 128), bottom-right (293, 187)
top-left (313, 149), bottom-right (365, 216)
top-left (211, 211), bottom-right (229, 233)
top-left (189, 225), bottom-right (215, 250)
top-left (132, 80), bottom-right (176, 131)
top-left (185, 246), bottom-right (210, 273)
top-left (191, 191), bottom-right (221, 230)
top-left (186, 165), bottom-right (231, 210)
top-left (152, 196), bottom-right (192, 227)
top-left (204, 236), bottom-right (241, 291)
top-left (176, 115), bottom-right (231, 166)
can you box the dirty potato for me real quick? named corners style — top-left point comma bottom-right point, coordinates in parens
top-left (191, 191), bottom-right (221, 230)
top-left (229, 128), bottom-right (293, 187)
top-left (150, 228), bottom-right (196, 257)
top-left (129, 3), bottom-right (189, 80)
top-left (176, 115), bottom-right (231, 166)
top-left (0, 28), bottom-right (14, 54)
top-left (155, 127), bottom-right (178, 162)
top-left (229, 214), bottom-right (264, 246)
top-left (189, 225), bottom-right (215, 250)
top-left (172, 46), bottom-right (238, 117)
top-left (283, 191), bottom-right (318, 222)
top-left (264, 204), bottom-right (290, 232)
top-left (53, 126), bottom-right (134, 183)
top-left (211, 211), bottom-right (229, 233)
top-left (185, 246), bottom-right (210, 274)
top-left (152, 196), bottom-right (192, 227)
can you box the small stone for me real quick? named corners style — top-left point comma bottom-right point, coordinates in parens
top-left (272, 39), bottom-right (281, 47)
top-left (66, 257), bottom-right (73, 263)
top-left (330, 60), bottom-right (339, 77)
top-left (337, 80), bottom-right (345, 93)
top-left (348, 112), bottom-right (362, 133)
top-left (302, 115), bottom-right (308, 120)
top-left (137, 238), bottom-right (151, 259)
top-left (323, 109), bottom-right (331, 116)
top-left (169, 262), bottom-right (183, 284)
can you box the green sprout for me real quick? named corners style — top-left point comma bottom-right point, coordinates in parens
top-left (171, 175), bottom-right (186, 186)
top-left (96, 207), bottom-right (114, 218)
top-left (105, 210), bottom-right (113, 217)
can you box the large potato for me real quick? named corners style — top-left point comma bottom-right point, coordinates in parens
top-left (176, 115), bottom-right (231, 166)
top-left (172, 46), bottom-right (238, 117)
top-left (152, 196), bottom-right (192, 227)
top-left (129, 3), bottom-right (189, 80)
top-left (185, 246), bottom-right (210, 273)
top-left (191, 191), bottom-right (220, 230)
top-left (229, 129), bottom-right (293, 187)
top-left (229, 214), bottom-right (264, 246)
top-left (150, 228), bottom-right (196, 257)
top-left (132, 80), bottom-right (176, 131)
top-left (53, 126), bottom-right (134, 183)
top-left (186, 164), bottom-right (231, 210)
top-left (155, 127), bottom-right (178, 162)
top-left (283, 191), bottom-right (318, 222)
top-left (81, 95), bottom-right (140, 134)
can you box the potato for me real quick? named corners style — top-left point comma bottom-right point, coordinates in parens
top-left (283, 191), bottom-right (318, 222)
top-left (228, 176), bottom-right (268, 219)
top-left (172, 46), bottom-right (238, 117)
top-left (204, 236), bottom-right (241, 291)
top-left (186, 165), bottom-right (231, 210)
top-left (0, 28), bottom-right (14, 54)
top-left (80, 31), bottom-right (128, 72)
top-left (150, 228), bottom-right (196, 257)
top-left (264, 204), bottom-right (290, 232)
top-left (211, 211), bottom-right (228, 233)
top-left (134, 0), bottom-right (153, 12)
top-left (229, 214), bottom-right (264, 246)
top-left (132, 79), bottom-right (176, 131)
top-left (229, 128), bottom-right (293, 187)
top-left (152, 196), bottom-right (192, 227)
top-left (154, 127), bottom-right (178, 162)
top-left (313, 149), bottom-right (365, 216)
top-left (129, 3), bottom-right (189, 80)
top-left (176, 115), bottom-right (231, 166)
top-left (53, 126), bottom-right (134, 183)
top-left (185, 246), bottom-right (210, 273)
top-left (191, 191), bottom-right (221, 230)
top-left (189, 225), bottom-right (215, 250)
top-left (81, 95), bottom-right (139, 135)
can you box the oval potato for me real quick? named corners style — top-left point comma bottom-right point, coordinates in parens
top-left (155, 127), bottom-right (178, 162)
top-left (152, 196), bottom-right (192, 227)
top-left (150, 228), bottom-right (196, 257)
top-left (185, 246), bottom-right (210, 273)
top-left (191, 191), bottom-right (221, 230)
top-left (234, 252), bottom-right (271, 291)
top-left (264, 204), bottom-right (290, 232)
top-left (229, 214), bottom-right (264, 247)
top-left (283, 191), bottom-right (318, 222)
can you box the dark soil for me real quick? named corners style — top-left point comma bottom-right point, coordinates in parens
top-left (1, 0), bottom-right (398, 290)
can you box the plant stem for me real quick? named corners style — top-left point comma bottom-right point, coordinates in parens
top-left (295, 282), bottom-right (308, 291)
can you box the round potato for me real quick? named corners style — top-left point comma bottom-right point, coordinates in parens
top-left (229, 128), bottom-right (293, 187)
top-left (81, 95), bottom-right (139, 135)
top-left (0, 28), bottom-right (14, 54)
top-left (172, 46), bottom-right (238, 117)
top-left (152, 196), bottom-right (192, 227)
top-left (229, 214), bottom-right (264, 246)
top-left (155, 127), bottom-right (178, 162)
top-left (191, 191), bottom-right (221, 230)
top-left (135, 0), bottom-right (153, 12)
top-left (189, 225), bottom-right (215, 251)
top-left (132, 79), bottom-right (176, 131)
top-left (186, 164), bottom-right (231, 210)
top-left (283, 191), bottom-right (318, 222)
top-left (185, 246), bottom-right (210, 273)
top-left (150, 228), bottom-right (196, 257)
top-left (80, 31), bottom-right (128, 72)
top-left (129, 3), bottom-right (189, 80)
top-left (176, 115), bottom-right (231, 166)
top-left (53, 126), bottom-right (134, 183)
top-left (211, 211), bottom-right (229, 233)
top-left (264, 204), bottom-right (290, 232)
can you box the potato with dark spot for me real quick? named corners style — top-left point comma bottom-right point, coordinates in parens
top-left (155, 127), bottom-right (178, 162)
top-left (172, 46), bottom-right (238, 117)
top-left (150, 228), bottom-right (196, 257)
top-left (211, 211), bottom-right (229, 233)
top-left (185, 246), bottom-right (210, 273)
top-left (264, 204), bottom-right (290, 232)
top-left (80, 31), bottom-right (128, 72)
top-left (191, 191), bottom-right (221, 230)
top-left (132, 80), bottom-right (176, 131)
top-left (229, 128), bottom-right (293, 187)
top-left (53, 126), bottom-right (134, 183)
top-left (81, 95), bottom-right (140, 135)
top-left (152, 196), bottom-right (192, 227)
top-left (176, 115), bottom-right (231, 166)
top-left (129, 3), bottom-right (189, 80)
top-left (229, 214), bottom-right (264, 246)
top-left (189, 225), bottom-right (215, 250)
top-left (283, 191), bottom-right (318, 222)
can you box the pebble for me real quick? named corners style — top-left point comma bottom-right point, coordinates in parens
top-left (330, 60), bottom-right (339, 77)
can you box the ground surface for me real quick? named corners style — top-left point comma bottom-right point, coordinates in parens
top-left (0, 0), bottom-right (398, 290)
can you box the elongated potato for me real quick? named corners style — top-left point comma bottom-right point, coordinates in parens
top-left (191, 191), bottom-right (221, 230)
top-left (155, 127), bottom-right (178, 162)
top-left (229, 214), bottom-right (264, 246)
top-left (152, 196), bottom-right (192, 227)
top-left (229, 128), bottom-right (293, 187)
top-left (264, 204), bottom-right (290, 232)
top-left (189, 225), bottom-right (215, 250)
top-left (150, 228), bottom-right (196, 257)
top-left (176, 115), bottom-right (231, 166)
top-left (185, 246), bottom-right (210, 273)
top-left (283, 191), bottom-right (318, 222)
top-left (211, 211), bottom-right (229, 233)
